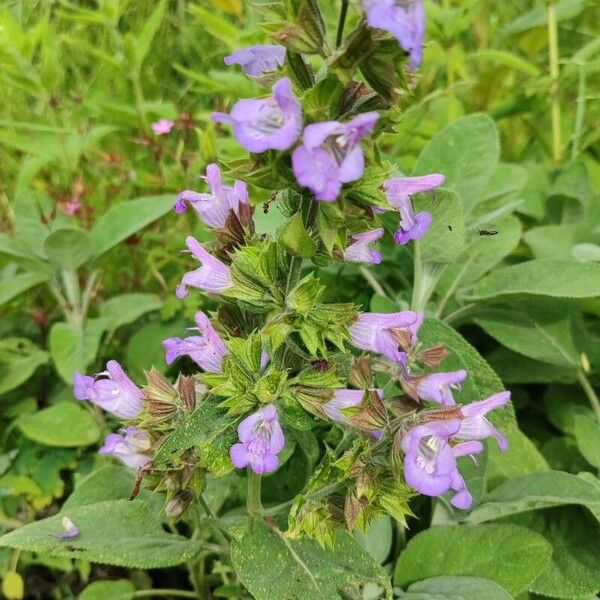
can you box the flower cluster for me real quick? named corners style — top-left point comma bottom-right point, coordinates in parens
top-left (70, 0), bottom-right (510, 532)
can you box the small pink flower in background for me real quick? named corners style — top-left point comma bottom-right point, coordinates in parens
top-left (58, 196), bottom-right (81, 215)
top-left (151, 118), bottom-right (175, 135)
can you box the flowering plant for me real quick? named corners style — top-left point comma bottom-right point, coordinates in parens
top-left (2, 1), bottom-right (600, 599)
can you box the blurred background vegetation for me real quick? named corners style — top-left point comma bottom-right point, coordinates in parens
top-left (0, 0), bottom-right (599, 597)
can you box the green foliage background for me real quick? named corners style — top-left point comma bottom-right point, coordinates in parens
top-left (0, 0), bottom-right (599, 598)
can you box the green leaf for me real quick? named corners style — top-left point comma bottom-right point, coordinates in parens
top-left (44, 227), bottom-right (94, 270)
top-left (100, 293), bottom-right (162, 331)
top-left (90, 194), bottom-right (172, 260)
top-left (437, 215), bottom-right (521, 299)
top-left (230, 519), bottom-right (391, 600)
top-left (509, 507), bottom-right (600, 598)
top-left (401, 576), bottom-right (513, 600)
top-left (470, 261), bottom-right (600, 300)
top-left (0, 499), bottom-right (203, 568)
top-left (474, 303), bottom-right (582, 368)
top-left (153, 399), bottom-right (230, 463)
top-left (16, 402), bottom-right (101, 447)
top-left (487, 347), bottom-right (577, 385)
top-left (49, 319), bottom-right (110, 383)
top-left (485, 429), bottom-right (549, 490)
top-left (393, 524), bottom-right (552, 596)
top-left (279, 211), bottom-right (317, 258)
top-left (414, 189), bottom-right (466, 263)
top-left (132, 0), bottom-right (166, 71)
top-left (0, 337), bottom-right (49, 395)
top-left (467, 471), bottom-right (600, 524)
top-left (413, 114), bottom-right (500, 212)
top-left (64, 465), bottom-right (161, 512)
top-left (0, 272), bottom-right (49, 307)
top-left (573, 414), bottom-right (600, 468)
top-left (354, 516), bottom-right (393, 564)
top-left (79, 580), bottom-right (134, 600)
top-left (503, 0), bottom-right (586, 35)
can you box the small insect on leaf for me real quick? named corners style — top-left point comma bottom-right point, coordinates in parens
top-left (447, 225), bottom-right (452, 231)
top-left (56, 516), bottom-right (79, 540)
top-left (478, 228), bottom-right (498, 236)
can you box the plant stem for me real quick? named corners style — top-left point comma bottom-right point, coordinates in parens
top-left (246, 470), bottom-right (263, 517)
top-left (359, 265), bottom-right (387, 297)
top-left (577, 369), bottom-right (600, 426)
top-left (131, 71), bottom-right (149, 131)
top-left (130, 591), bottom-right (198, 599)
top-left (547, 0), bottom-right (561, 164)
top-left (442, 303), bottom-right (476, 326)
top-left (336, 0), bottom-right (349, 48)
top-left (570, 66), bottom-right (586, 160)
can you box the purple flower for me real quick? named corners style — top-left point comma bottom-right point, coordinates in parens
top-left (456, 392), bottom-right (510, 451)
top-left (417, 369), bottom-right (467, 406)
top-left (56, 516), bottom-right (79, 540)
top-left (211, 78), bottom-right (301, 153)
top-left (99, 427), bottom-right (151, 470)
top-left (151, 119), bottom-right (175, 135)
top-left (363, 0), bottom-right (426, 70)
top-left (73, 360), bottom-right (143, 419)
top-left (292, 112), bottom-right (379, 201)
top-left (173, 163), bottom-right (248, 229)
top-left (402, 420), bottom-right (482, 508)
top-left (229, 404), bottom-right (285, 474)
top-left (162, 311), bottom-right (227, 373)
top-left (350, 311), bottom-right (419, 364)
top-left (323, 388), bottom-right (382, 424)
top-left (176, 236), bottom-right (233, 299)
top-left (344, 228), bottom-right (384, 264)
top-left (383, 174), bottom-right (445, 245)
top-left (224, 45), bottom-right (286, 76)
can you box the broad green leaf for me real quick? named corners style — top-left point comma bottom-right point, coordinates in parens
top-left (523, 224), bottom-right (596, 260)
top-left (100, 293), bottom-right (162, 331)
top-left (354, 516), bottom-right (393, 564)
top-left (0, 337), bottom-right (49, 395)
top-left (17, 402), bottom-right (100, 447)
top-left (413, 114), bottom-right (499, 212)
top-left (125, 319), bottom-right (186, 379)
top-left (188, 4), bottom-right (242, 48)
top-left (393, 524), bottom-right (552, 595)
top-left (0, 499), bottom-right (203, 568)
top-left (0, 233), bottom-right (52, 273)
top-left (467, 471), bottom-right (600, 524)
top-left (414, 189), bottom-right (465, 263)
top-left (0, 272), bottom-right (49, 307)
top-left (49, 319), bottom-right (110, 383)
top-left (437, 215), bottom-right (521, 300)
top-left (509, 507), bottom-right (600, 598)
top-left (572, 243), bottom-right (600, 262)
top-left (474, 304), bottom-right (582, 368)
top-left (44, 227), bottom-right (94, 270)
top-left (470, 261), bottom-right (600, 300)
top-left (79, 580), bottom-right (134, 600)
top-left (487, 347), bottom-right (577, 385)
top-left (90, 195), bottom-right (172, 260)
top-left (401, 576), bottom-right (513, 600)
top-left (64, 466), bottom-right (162, 513)
top-left (573, 414), bottom-right (600, 468)
top-left (230, 519), bottom-right (391, 600)
top-left (485, 429), bottom-right (549, 490)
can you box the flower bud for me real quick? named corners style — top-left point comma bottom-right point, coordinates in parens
top-left (165, 490), bottom-right (194, 519)
top-left (144, 368), bottom-right (178, 404)
top-left (348, 356), bottom-right (374, 390)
